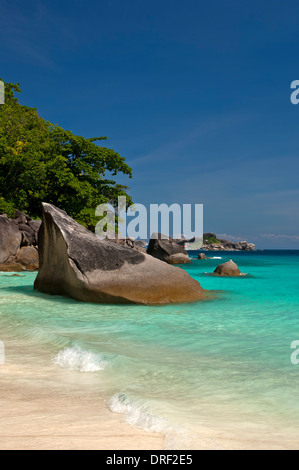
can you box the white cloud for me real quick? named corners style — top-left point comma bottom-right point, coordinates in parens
top-left (260, 234), bottom-right (299, 241)
top-left (216, 233), bottom-right (246, 241)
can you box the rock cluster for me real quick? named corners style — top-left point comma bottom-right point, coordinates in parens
top-left (201, 233), bottom-right (255, 251)
top-left (0, 211), bottom-right (40, 271)
top-left (147, 233), bottom-right (191, 264)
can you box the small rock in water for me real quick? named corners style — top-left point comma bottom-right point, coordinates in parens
top-left (213, 259), bottom-right (242, 276)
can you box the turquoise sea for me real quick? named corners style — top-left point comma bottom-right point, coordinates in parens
top-left (1, 250), bottom-right (299, 449)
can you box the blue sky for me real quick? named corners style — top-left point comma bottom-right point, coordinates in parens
top-left (1, 0), bottom-right (299, 247)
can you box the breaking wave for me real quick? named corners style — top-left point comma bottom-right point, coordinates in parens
top-left (108, 392), bottom-right (189, 449)
top-left (53, 345), bottom-right (108, 372)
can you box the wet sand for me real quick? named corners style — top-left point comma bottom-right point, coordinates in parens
top-left (0, 340), bottom-right (164, 450)
top-left (1, 337), bottom-right (298, 450)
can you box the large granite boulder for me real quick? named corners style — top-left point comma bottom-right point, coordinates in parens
top-left (0, 210), bottom-right (41, 271)
top-left (147, 233), bottom-right (191, 264)
top-left (0, 245), bottom-right (39, 272)
top-left (214, 259), bottom-right (241, 276)
top-left (198, 253), bottom-right (207, 259)
top-left (0, 217), bottom-right (22, 263)
top-left (34, 203), bottom-right (205, 304)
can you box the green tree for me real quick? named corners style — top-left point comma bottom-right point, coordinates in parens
top-left (0, 80), bottom-right (133, 229)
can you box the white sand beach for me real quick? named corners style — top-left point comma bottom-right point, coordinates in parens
top-left (1, 336), bottom-right (298, 451)
top-left (0, 337), bottom-right (164, 450)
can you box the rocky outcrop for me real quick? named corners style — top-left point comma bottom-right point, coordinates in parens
top-left (14, 210), bottom-right (41, 247)
top-left (213, 259), bottom-right (242, 276)
top-left (201, 233), bottom-right (255, 251)
top-left (198, 253), bottom-right (207, 259)
top-left (238, 241), bottom-right (255, 251)
top-left (147, 233), bottom-right (191, 264)
top-left (34, 203), bottom-right (205, 304)
top-left (0, 246), bottom-right (39, 272)
top-left (15, 246), bottom-right (39, 270)
top-left (0, 216), bottom-right (22, 263)
top-left (0, 211), bottom-right (40, 271)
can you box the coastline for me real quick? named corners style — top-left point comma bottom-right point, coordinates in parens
top-left (1, 252), bottom-right (299, 451)
top-left (0, 335), bottom-right (164, 450)
top-left (1, 332), bottom-right (299, 450)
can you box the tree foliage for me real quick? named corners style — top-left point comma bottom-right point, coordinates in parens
top-left (0, 80), bottom-right (133, 229)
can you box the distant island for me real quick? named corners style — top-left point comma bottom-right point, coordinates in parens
top-left (201, 233), bottom-right (255, 251)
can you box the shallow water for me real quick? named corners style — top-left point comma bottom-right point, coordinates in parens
top-left (0, 250), bottom-right (299, 449)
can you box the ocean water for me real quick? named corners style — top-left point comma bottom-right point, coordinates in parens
top-left (1, 250), bottom-right (299, 449)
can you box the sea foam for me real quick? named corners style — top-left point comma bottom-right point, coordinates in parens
top-left (108, 392), bottom-right (189, 449)
top-left (53, 345), bottom-right (108, 372)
